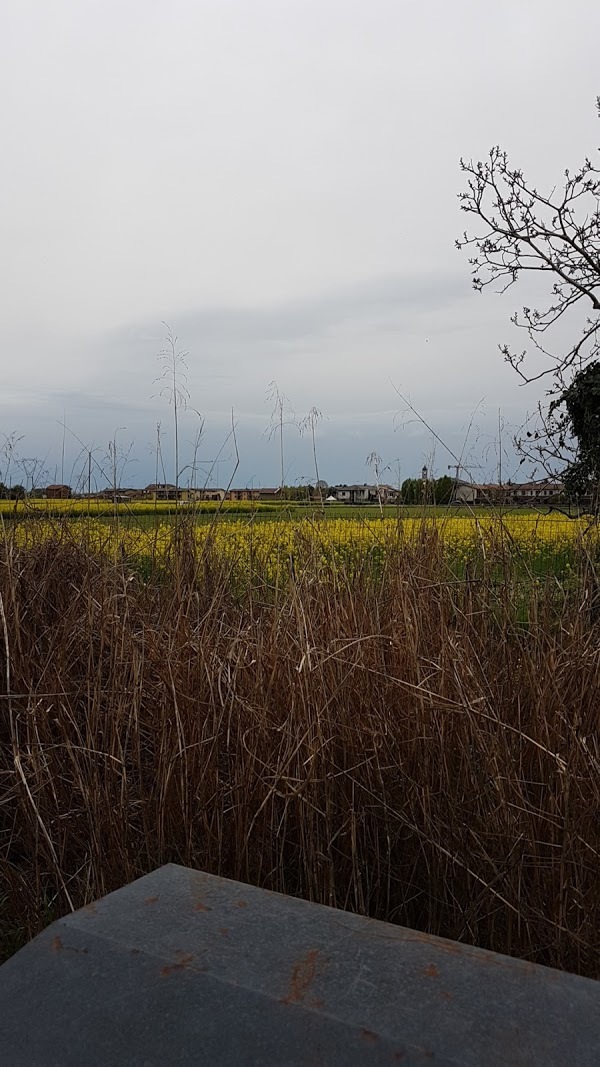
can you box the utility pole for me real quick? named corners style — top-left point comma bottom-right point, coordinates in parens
top-left (448, 463), bottom-right (476, 504)
top-left (61, 411), bottom-right (66, 486)
top-left (448, 462), bottom-right (475, 484)
top-left (497, 408), bottom-right (503, 489)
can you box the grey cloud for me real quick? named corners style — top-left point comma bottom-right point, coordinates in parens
top-left (103, 272), bottom-right (469, 358)
top-left (2, 0), bottom-right (599, 484)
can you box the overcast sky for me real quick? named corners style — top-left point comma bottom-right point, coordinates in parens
top-left (1, 0), bottom-right (599, 489)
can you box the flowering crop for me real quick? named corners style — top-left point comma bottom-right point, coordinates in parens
top-left (8, 512), bottom-right (597, 583)
top-left (0, 499), bottom-right (279, 516)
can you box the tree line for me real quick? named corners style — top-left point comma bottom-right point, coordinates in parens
top-left (400, 475), bottom-right (455, 505)
top-left (0, 483), bottom-right (25, 500)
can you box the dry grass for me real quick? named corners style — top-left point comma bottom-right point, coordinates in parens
top-left (1, 520), bottom-right (600, 977)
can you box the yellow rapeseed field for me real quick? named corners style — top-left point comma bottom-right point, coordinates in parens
top-left (7, 511), bottom-right (596, 579)
top-left (0, 498), bottom-right (263, 515)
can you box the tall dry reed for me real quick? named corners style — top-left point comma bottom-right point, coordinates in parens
top-left (1, 520), bottom-right (599, 977)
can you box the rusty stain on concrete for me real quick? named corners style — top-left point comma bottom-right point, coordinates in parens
top-left (281, 950), bottom-right (324, 1005)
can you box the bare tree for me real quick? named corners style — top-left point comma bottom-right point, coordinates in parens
top-left (457, 99), bottom-right (600, 474)
top-left (0, 433), bottom-right (23, 491)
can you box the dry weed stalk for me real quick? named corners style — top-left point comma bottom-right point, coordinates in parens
top-left (1, 519), bottom-right (599, 978)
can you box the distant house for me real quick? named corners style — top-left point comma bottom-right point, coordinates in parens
top-left (378, 484), bottom-right (399, 505)
top-left (454, 480), bottom-right (564, 506)
top-left (94, 488), bottom-right (143, 503)
top-left (226, 488), bottom-right (262, 502)
top-left (44, 484), bottom-right (72, 500)
top-left (453, 481), bottom-right (477, 505)
top-left (143, 483), bottom-right (179, 501)
top-left (118, 489), bottom-right (143, 501)
top-left (331, 484), bottom-right (396, 505)
top-left (257, 488), bottom-right (282, 502)
top-left (453, 482), bottom-right (507, 506)
top-left (333, 485), bottom-right (360, 504)
top-left (511, 481), bottom-right (564, 503)
top-left (180, 488), bottom-right (226, 502)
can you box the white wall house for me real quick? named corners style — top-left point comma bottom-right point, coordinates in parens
top-left (453, 480), bottom-right (564, 505)
top-left (331, 484), bottom-right (396, 505)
